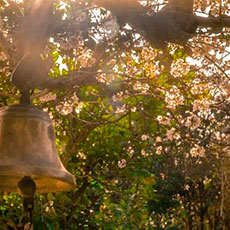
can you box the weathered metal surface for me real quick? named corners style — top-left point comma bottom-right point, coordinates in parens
top-left (0, 104), bottom-right (76, 193)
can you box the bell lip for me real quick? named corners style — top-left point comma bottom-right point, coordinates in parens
top-left (0, 165), bottom-right (76, 193)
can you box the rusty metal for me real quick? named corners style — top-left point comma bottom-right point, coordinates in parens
top-left (0, 104), bottom-right (76, 193)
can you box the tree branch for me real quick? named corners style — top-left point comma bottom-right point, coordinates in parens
top-left (0, 91), bottom-right (17, 99)
top-left (93, 0), bottom-right (230, 47)
top-left (195, 15), bottom-right (230, 28)
top-left (44, 70), bottom-right (99, 90)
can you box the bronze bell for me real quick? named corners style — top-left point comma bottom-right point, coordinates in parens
top-left (0, 104), bottom-right (76, 193)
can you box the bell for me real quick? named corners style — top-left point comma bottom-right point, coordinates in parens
top-left (0, 104), bottom-right (76, 193)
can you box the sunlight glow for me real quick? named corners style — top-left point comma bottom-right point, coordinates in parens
top-left (59, 1), bottom-right (68, 9)
top-left (13, 0), bottom-right (23, 3)
top-left (195, 11), bottom-right (209, 18)
top-left (57, 56), bottom-right (68, 72)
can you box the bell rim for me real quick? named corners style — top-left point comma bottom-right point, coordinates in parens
top-left (0, 164), bottom-right (76, 193)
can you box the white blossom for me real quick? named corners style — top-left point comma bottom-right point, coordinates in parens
top-left (102, 18), bottom-right (120, 40)
top-left (185, 114), bottom-right (201, 130)
top-left (157, 115), bottom-right (171, 125)
top-left (166, 128), bottom-right (175, 141)
top-left (190, 145), bottom-right (205, 158)
top-left (141, 134), bottom-right (150, 140)
top-left (118, 159), bottom-right (127, 168)
top-left (156, 146), bottom-right (163, 155)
